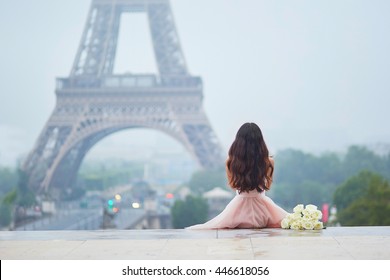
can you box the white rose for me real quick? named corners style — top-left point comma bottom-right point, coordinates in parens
top-left (292, 212), bottom-right (302, 220)
top-left (290, 220), bottom-right (302, 230)
top-left (289, 214), bottom-right (298, 224)
top-left (305, 204), bottom-right (318, 211)
top-left (303, 220), bottom-right (315, 230)
top-left (310, 210), bottom-right (322, 220)
top-left (281, 218), bottom-right (290, 229)
top-left (285, 213), bottom-right (293, 220)
top-left (302, 209), bottom-right (310, 217)
top-left (314, 221), bottom-right (324, 230)
top-left (293, 204), bottom-right (304, 213)
top-left (302, 215), bottom-right (314, 222)
top-left (316, 210), bottom-right (323, 220)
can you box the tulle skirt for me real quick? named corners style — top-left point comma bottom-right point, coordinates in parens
top-left (186, 189), bottom-right (287, 229)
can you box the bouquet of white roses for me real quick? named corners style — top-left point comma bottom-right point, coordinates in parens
top-left (281, 204), bottom-right (324, 230)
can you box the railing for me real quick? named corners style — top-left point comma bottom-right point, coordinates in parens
top-left (56, 75), bottom-right (203, 90)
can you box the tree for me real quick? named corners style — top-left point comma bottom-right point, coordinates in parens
top-left (343, 145), bottom-right (388, 180)
top-left (0, 167), bottom-right (18, 197)
top-left (274, 149), bottom-right (343, 186)
top-left (333, 170), bottom-right (390, 226)
top-left (0, 203), bottom-right (13, 227)
top-left (274, 149), bottom-right (311, 185)
top-left (333, 170), bottom-right (383, 212)
top-left (0, 189), bottom-right (17, 227)
top-left (15, 169), bottom-right (36, 208)
top-left (171, 195), bottom-right (208, 228)
top-left (272, 147), bottom-right (390, 211)
top-left (271, 181), bottom-right (336, 211)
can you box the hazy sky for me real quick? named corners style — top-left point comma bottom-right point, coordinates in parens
top-left (1, 0), bottom-right (390, 166)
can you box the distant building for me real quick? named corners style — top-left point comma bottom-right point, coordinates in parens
top-left (203, 187), bottom-right (234, 219)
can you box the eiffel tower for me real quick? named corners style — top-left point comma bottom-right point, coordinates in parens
top-left (23, 0), bottom-right (224, 194)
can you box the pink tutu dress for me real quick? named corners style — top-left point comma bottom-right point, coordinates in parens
top-left (186, 189), bottom-right (287, 229)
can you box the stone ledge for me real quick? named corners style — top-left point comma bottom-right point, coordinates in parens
top-left (1, 227), bottom-right (389, 260)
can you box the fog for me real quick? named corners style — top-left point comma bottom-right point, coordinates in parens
top-left (1, 0), bottom-right (390, 166)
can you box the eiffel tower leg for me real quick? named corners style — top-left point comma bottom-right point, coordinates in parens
top-left (71, 2), bottom-right (120, 76)
top-left (23, 118), bottom-right (73, 193)
top-left (182, 121), bottom-right (224, 169)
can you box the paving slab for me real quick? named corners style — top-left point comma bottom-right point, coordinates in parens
top-left (0, 227), bottom-right (389, 260)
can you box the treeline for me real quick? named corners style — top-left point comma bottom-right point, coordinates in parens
top-left (269, 145), bottom-right (390, 210)
top-left (0, 169), bottom-right (37, 228)
top-left (0, 167), bottom-right (18, 198)
top-left (180, 145), bottom-right (390, 227)
top-left (333, 170), bottom-right (390, 226)
top-left (186, 145), bottom-right (390, 210)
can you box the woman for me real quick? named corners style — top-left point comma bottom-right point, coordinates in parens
top-left (186, 122), bottom-right (287, 229)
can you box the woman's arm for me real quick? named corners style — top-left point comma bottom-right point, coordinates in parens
top-left (226, 158), bottom-right (233, 188)
top-left (267, 157), bottom-right (274, 189)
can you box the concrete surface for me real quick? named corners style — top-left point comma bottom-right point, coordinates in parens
top-left (1, 226), bottom-right (389, 260)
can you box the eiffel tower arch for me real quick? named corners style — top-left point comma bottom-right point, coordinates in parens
top-left (23, 0), bottom-right (224, 194)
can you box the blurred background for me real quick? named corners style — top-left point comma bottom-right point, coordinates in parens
top-left (1, 0), bottom-right (389, 230)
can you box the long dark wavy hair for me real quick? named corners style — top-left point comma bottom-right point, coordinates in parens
top-left (226, 122), bottom-right (273, 193)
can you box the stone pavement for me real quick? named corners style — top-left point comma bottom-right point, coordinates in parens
top-left (0, 226), bottom-right (389, 260)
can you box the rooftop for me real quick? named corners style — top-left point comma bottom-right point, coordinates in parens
top-left (1, 226), bottom-right (389, 260)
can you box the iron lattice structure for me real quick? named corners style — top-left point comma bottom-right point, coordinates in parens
top-left (23, 0), bottom-right (224, 194)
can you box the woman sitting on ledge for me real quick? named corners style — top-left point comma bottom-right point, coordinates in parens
top-left (186, 122), bottom-right (287, 229)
